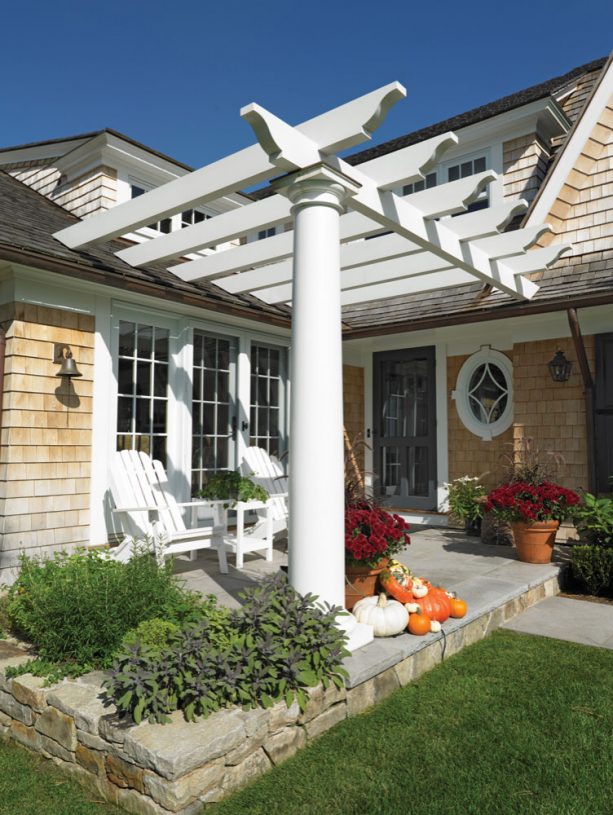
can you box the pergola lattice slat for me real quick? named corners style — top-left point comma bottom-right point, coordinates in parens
top-left (52, 83), bottom-right (570, 651)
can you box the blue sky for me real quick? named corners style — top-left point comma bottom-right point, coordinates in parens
top-left (1, 1), bottom-right (611, 167)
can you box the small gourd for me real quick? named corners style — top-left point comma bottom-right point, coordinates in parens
top-left (430, 620), bottom-right (442, 633)
top-left (353, 593), bottom-right (408, 637)
top-left (379, 561), bottom-right (414, 603)
top-left (411, 578), bottom-right (429, 599)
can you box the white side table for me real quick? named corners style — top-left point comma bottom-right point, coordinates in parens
top-left (223, 499), bottom-right (273, 568)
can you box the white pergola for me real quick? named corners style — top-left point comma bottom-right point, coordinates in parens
top-left (55, 84), bottom-right (569, 649)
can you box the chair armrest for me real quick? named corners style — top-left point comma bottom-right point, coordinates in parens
top-left (268, 492), bottom-right (289, 499)
top-left (234, 500), bottom-right (271, 510)
top-left (112, 505), bottom-right (159, 513)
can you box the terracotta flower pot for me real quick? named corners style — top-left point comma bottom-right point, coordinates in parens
top-left (345, 558), bottom-right (389, 610)
top-left (512, 520), bottom-right (559, 564)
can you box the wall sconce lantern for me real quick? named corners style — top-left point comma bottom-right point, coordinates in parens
top-left (547, 350), bottom-right (572, 383)
top-left (55, 346), bottom-right (82, 378)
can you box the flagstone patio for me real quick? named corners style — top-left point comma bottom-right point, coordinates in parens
top-left (173, 525), bottom-right (566, 687)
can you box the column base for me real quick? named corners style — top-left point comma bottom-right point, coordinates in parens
top-left (336, 611), bottom-right (374, 652)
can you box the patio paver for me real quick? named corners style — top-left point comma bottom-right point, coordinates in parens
top-left (503, 595), bottom-right (613, 649)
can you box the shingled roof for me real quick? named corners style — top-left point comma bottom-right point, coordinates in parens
top-left (0, 170), bottom-right (290, 328)
top-left (347, 57), bottom-right (607, 166)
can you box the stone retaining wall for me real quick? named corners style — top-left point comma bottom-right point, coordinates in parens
top-left (0, 570), bottom-right (562, 813)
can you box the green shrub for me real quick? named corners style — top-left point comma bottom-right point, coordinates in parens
top-left (6, 547), bottom-right (200, 672)
top-left (198, 471), bottom-right (269, 504)
top-left (571, 545), bottom-right (613, 595)
top-left (573, 493), bottom-right (613, 546)
top-left (105, 572), bottom-right (349, 724)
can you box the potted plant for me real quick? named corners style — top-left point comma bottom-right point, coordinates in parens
top-left (344, 501), bottom-right (410, 609)
top-left (198, 471), bottom-right (269, 506)
top-left (444, 475), bottom-right (487, 535)
top-left (484, 481), bottom-right (580, 563)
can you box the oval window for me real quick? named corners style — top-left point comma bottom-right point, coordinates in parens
top-left (453, 348), bottom-right (513, 440)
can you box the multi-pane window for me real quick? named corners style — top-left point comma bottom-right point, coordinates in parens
top-left (402, 172), bottom-right (437, 196)
top-left (130, 185), bottom-right (172, 233)
top-left (191, 331), bottom-right (236, 492)
top-left (250, 344), bottom-right (283, 457)
top-left (447, 156), bottom-right (488, 212)
top-left (117, 321), bottom-right (169, 465)
top-left (181, 209), bottom-right (210, 229)
top-left (257, 227), bottom-right (276, 240)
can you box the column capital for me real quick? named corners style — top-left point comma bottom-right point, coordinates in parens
top-left (272, 163), bottom-right (362, 214)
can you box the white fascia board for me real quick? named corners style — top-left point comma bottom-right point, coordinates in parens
top-left (0, 137), bottom-right (92, 166)
top-left (527, 59), bottom-right (613, 226)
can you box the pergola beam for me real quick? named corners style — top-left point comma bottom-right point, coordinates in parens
top-left (54, 83), bottom-right (406, 249)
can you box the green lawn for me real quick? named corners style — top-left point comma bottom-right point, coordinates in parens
top-left (0, 741), bottom-right (124, 815)
top-left (211, 631), bottom-right (613, 815)
top-left (0, 631), bottom-right (611, 815)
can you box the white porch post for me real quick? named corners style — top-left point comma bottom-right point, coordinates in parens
top-left (280, 166), bottom-right (354, 607)
top-left (275, 166), bottom-right (374, 649)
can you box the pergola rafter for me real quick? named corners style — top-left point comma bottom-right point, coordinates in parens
top-left (54, 83), bottom-right (570, 651)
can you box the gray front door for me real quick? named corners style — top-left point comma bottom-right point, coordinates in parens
top-left (373, 347), bottom-right (437, 510)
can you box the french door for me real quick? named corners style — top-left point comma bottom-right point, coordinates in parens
top-left (373, 347), bottom-right (437, 510)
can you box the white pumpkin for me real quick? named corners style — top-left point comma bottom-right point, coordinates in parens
top-left (430, 620), bottom-right (442, 633)
top-left (353, 593), bottom-right (408, 637)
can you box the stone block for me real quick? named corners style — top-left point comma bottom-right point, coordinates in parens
top-left (106, 753), bottom-right (147, 793)
top-left (222, 749), bottom-right (272, 795)
top-left (11, 674), bottom-right (50, 712)
top-left (76, 742), bottom-right (106, 776)
top-left (116, 786), bottom-right (172, 815)
top-left (267, 699), bottom-right (300, 733)
top-left (462, 616), bottom-right (490, 647)
top-left (298, 683), bottom-right (346, 724)
top-left (486, 606), bottom-right (505, 634)
top-left (394, 656), bottom-right (415, 688)
top-left (0, 689), bottom-right (34, 725)
top-left (35, 706), bottom-right (77, 751)
top-left (263, 726), bottom-right (307, 765)
top-left (144, 761), bottom-right (225, 811)
top-left (305, 703), bottom-right (346, 741)
top-left (10, 719), bottom-right (41, 751)
top-left (373, 666), bottom-right (400, 703)
top-left (99, 713), bottom-right (133, 745)
top-left (411, 643), bottom-right (442, 681)
top-left (122, 708), bottom-right (246, 780)
top-left (0, 641), bottom-right (32, 675)
top-left (47, 681), bottom-right (111, 734)
top-left (0, 710), bottom-right (11, 728)
top-left (77, 729), bottom-right (109, 751)
top-left (346, 679), bottom-right (375, 716)
top-left (40, 733), bottom-right (75, 763)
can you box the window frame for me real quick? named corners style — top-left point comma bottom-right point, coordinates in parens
top-left (452, 346), bottom-right (513, 441)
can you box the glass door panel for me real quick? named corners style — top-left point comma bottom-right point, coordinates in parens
top-left (374, 347), bottom-right (437, 510)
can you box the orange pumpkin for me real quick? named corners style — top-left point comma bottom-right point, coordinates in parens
top-left (415, 587), bottom-right (451, 623)
top-left (379, 569), bottom-right (414, 603)
top-left (408, 612), bottom-right (431, 636)
top-left (449, 597), bottom-right (467, 618)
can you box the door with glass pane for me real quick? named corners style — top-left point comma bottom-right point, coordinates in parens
top-left (191, 331), bottom-right (238, 493)
top-left (117, 320), bottom-right (169, 465)
top-left (373, 347), bottom-right (437, 510)
top-left (250, 343), bottom-right (286, 459)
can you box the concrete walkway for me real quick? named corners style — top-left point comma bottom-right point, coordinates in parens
top-left (503, 595), bottom-right (613, 649)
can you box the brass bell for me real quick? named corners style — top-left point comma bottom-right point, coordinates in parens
top-left (56, 347), bottom-right (83, 378)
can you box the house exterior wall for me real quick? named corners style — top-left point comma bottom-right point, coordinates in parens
top-left (512, 336), bottom-right (594, 493)
top-left (502, 134), bottom-right (550, 204)
top-left (8, 163), bottom-right (118, 219)
top-left (343, 364), bottom-right (365, 492)
top-left (0, 303), bottom-right (94, 580)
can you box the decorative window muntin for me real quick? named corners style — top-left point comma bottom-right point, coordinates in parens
top-left (453, 347), bottom-right (513, 440)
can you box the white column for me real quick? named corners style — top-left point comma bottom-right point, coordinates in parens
top-left (276, 165), bottom-right (373, 650)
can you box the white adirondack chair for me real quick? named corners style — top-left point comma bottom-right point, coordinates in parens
top-left (240, 446), bottom-right (289, 539)
top-left (109, 449), bottom-right (228, 572)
